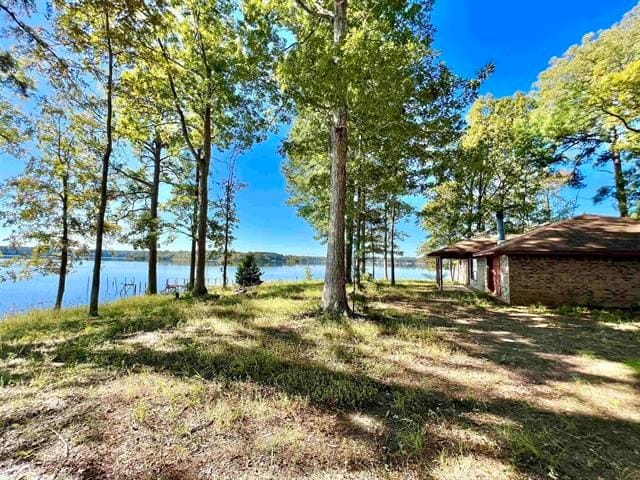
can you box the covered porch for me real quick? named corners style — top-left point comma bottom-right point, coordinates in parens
top-left (427, 237), bottom-right (500, 292)
top-left (430, 255), bottom-right (472, 291)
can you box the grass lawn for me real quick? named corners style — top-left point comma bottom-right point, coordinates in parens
top-left (1, 281), bottom-right (639, 479)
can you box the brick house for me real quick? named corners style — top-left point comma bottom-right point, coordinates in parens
top-left (428, 214), bottom-right (640, 309)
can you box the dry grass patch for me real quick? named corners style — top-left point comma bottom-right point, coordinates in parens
top-left (1, 280), bottom-right (639, 479)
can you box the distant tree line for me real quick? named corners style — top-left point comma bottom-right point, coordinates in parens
top-left (0, 246), bottom-right (421, 267)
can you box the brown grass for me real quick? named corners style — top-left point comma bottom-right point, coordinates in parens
top-left (0, 281), bottom-right (639, 479)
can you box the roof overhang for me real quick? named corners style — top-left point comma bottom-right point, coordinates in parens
top-left (474, 250), bottom-right (640, 258)
top-left (427, 251), bottom-right (474, 259)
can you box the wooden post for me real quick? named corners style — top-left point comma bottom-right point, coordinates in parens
top-left (436, 257), bottom-right (443, 291)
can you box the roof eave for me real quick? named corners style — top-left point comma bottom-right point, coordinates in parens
top-left (474, 250), bottom-right (640, 257)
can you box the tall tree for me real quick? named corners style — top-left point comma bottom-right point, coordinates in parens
top-left (0, 101), bottom-right (96, 309)
top-left (292, 0), bottom-right (350, 315)
top-left (164, 156), bottom-right (199, 287)
top-left (155, 0), bottom-right (280, 296)
top-left (271, 0), bottom-right (480, 311)
top-left (54, 0), bottom-right (150, 315)
top-left (208, 156), bottom-right (244, 288)
top-left (115, 61), bottom-right (180, 294)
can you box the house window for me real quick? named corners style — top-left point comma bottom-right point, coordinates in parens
top-left (471, 259), bottom-right (478, 281)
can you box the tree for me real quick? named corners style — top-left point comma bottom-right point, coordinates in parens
top-left (235, 253), bottom-right (262, 287)
top-left (115, 60), bottom-right (181, 295)
top-left (164, 156), bottom-right (199, 288)
top-left (208, 156), bottom-right (245, 288)
top-left (270, 0), bottom-right (485, 311)
top-left (461, 93), bottom-right (560, 228)
top-left (54, 0), bottom-right (151, 315)
top-left (420, 93), bottom-right (571, 252)
top-left (534, 5), bottom-right (640, 217)
top-left (155, 0), bottom-right (280, 297)
top-left (0, 100), bottom-right (95, 309)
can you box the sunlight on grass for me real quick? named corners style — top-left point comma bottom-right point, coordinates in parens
top-left (0, 280), bottom-right (638, 479)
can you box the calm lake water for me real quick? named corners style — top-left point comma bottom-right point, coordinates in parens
top-left (0, 260), bottom-right (434, 317)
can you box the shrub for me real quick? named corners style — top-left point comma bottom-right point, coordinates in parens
top-left (303, 265), bottom-right (313, 281)
top-left (235, 253), bottom-right (263, 287)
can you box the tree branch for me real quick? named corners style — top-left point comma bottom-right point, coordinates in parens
top-left (599, 106), bottom-right (640, 134)
top-left (110, 162), bottom-right (153, 188)
top-left (295, 0), bottom-right (333, 20)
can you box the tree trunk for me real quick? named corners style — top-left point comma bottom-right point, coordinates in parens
top-left (383, 206), bottom-right (388, 281)
top-left (55, 173), bottom-right (69, 310)
top-left (390, 200), bottom-right (396, 286)
top-left (189, 163), bottom-right (199, 289)
top-left (193, 106), bottom-right (211, 296)
top-left (222, 181), bottom-right (231, 288)
top-left (345, 191), bottom-right (354, 284)
top-left (359, 217), bottom-right (366, 276)
top-left (371, 241), bottom-right (375, 280)
top-left (321, 0), bottom-right (349, 315)
top-left (354, 187), bottom-right (361, 286)
top-left (222, 228), bottom-right (229, 287)
top-left (358, 190), bottom-right (366, 277)
top-left (148, 137), bottom-right (162, 295)
top-left (610, 129), bottom-right (629, 217)
top-left (476, 171), bottom-right (485, 231)
top-left (189, 238), bottom-right (196, 288)
top-left (89, 11), bottom-right (113, 317)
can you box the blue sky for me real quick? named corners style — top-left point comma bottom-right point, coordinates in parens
top-left (0, 0), bottom-right (636, 256)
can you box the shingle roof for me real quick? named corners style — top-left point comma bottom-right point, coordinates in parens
top-left (427, 235), bottom-right (519, 258)
top-left (475, 214), bottom-right (640, 257)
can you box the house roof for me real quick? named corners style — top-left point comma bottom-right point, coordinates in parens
top-left (474, 214), bottom-right (640, 257)
top-left (427, 235), bottom-right (519, 258)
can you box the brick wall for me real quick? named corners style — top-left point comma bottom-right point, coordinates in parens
top-left (508, 255), bottom-right (640, 308)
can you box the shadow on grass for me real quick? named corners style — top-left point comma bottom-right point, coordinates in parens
top-left (2, 283), bottom-right (639, 479)
top-left (25, 334), bottom-right (639, 479)
top-left (367, 284), bottom-right (640, 384)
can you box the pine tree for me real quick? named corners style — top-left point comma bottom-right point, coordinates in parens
top-left (235, 254), bottom-right (263, 287)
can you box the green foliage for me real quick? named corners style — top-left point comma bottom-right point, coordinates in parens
top-left (303, 265), bottom-right (313, 281)
top-left (420, 93), bottom-right (570, 250)
top-left (235, 253), bottom-right (263, 287)
top-left (534, 5), bottom-right (640, 215)
top-left (0, 98), bottom-right (97, 283)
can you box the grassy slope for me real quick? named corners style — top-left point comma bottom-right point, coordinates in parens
top-left (0, 281), bottom-right (639, 480)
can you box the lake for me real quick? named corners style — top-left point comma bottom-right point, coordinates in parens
top-left (0, 260), bottom-right (435, 317)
